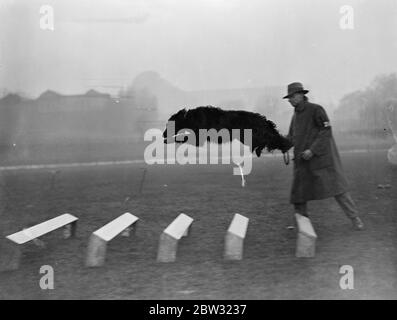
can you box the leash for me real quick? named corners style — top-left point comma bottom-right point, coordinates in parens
top-left (283, 151), bottom-right (290, 165)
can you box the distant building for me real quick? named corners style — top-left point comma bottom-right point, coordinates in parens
top-left (36, 89), bottom-right (112, 113)
top-left (0, 89), bottom-right (158, 145)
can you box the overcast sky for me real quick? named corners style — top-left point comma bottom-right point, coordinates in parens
top-left (1, 0), bottom-right (397, 104)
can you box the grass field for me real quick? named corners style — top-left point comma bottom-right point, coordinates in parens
top-left (0, 132), bottom-right (393, 166)
top-left (0, 149), bottom-right (396, 299)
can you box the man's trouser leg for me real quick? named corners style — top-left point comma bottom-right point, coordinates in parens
top-left (294, 202), bottom-right (308, 217)
top-left (334, 192), bottom-right (359, 219)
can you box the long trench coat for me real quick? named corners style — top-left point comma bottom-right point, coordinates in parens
top-left (287, 100), bottom-right (349, 203)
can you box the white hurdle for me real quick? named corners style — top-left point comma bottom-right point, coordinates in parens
top-left (295, 214), bottom-right (317, 257)
top-left (1, 213), bottom-right (78, 271)
top-left (85, 212), bottom-right (139, 267)
top-left (224, 213), bottom-right (249, 260)
top-left (157, 213), bottom-right (193, 263)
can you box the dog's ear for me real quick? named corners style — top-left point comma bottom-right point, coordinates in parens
top-left (178, 108), bottom-right (189, 122)
top-left (177, 108), bottom-right (187, 117)
top-left (169, 108), bottom-right (186, 121)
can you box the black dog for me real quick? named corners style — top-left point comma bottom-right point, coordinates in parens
top-left (163, 106), bottom-right (292, 157)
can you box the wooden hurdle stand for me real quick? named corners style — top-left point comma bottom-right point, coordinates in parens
top-left (1, 213), bottom-right (78, 271)
top-left (86, 212), bottom-right (139, 267)
top-left (295, 213), bottom-right (317, 258)
top-left (224, 213), bottom-right (249, 260)
top-left (157, 213), bottom-right (193, 263)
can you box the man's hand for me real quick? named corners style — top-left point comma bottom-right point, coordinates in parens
top-left (301, 149), bottom-right (313, 160)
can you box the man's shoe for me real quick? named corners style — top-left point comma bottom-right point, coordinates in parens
top-left (352, 217), bottom-right (364, 230)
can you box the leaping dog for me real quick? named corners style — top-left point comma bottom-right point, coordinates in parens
top-left (163, 106), bottom-right (292, 157)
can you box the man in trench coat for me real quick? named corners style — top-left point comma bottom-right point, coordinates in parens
top-left (284, 82), bottom-right (364, 230)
